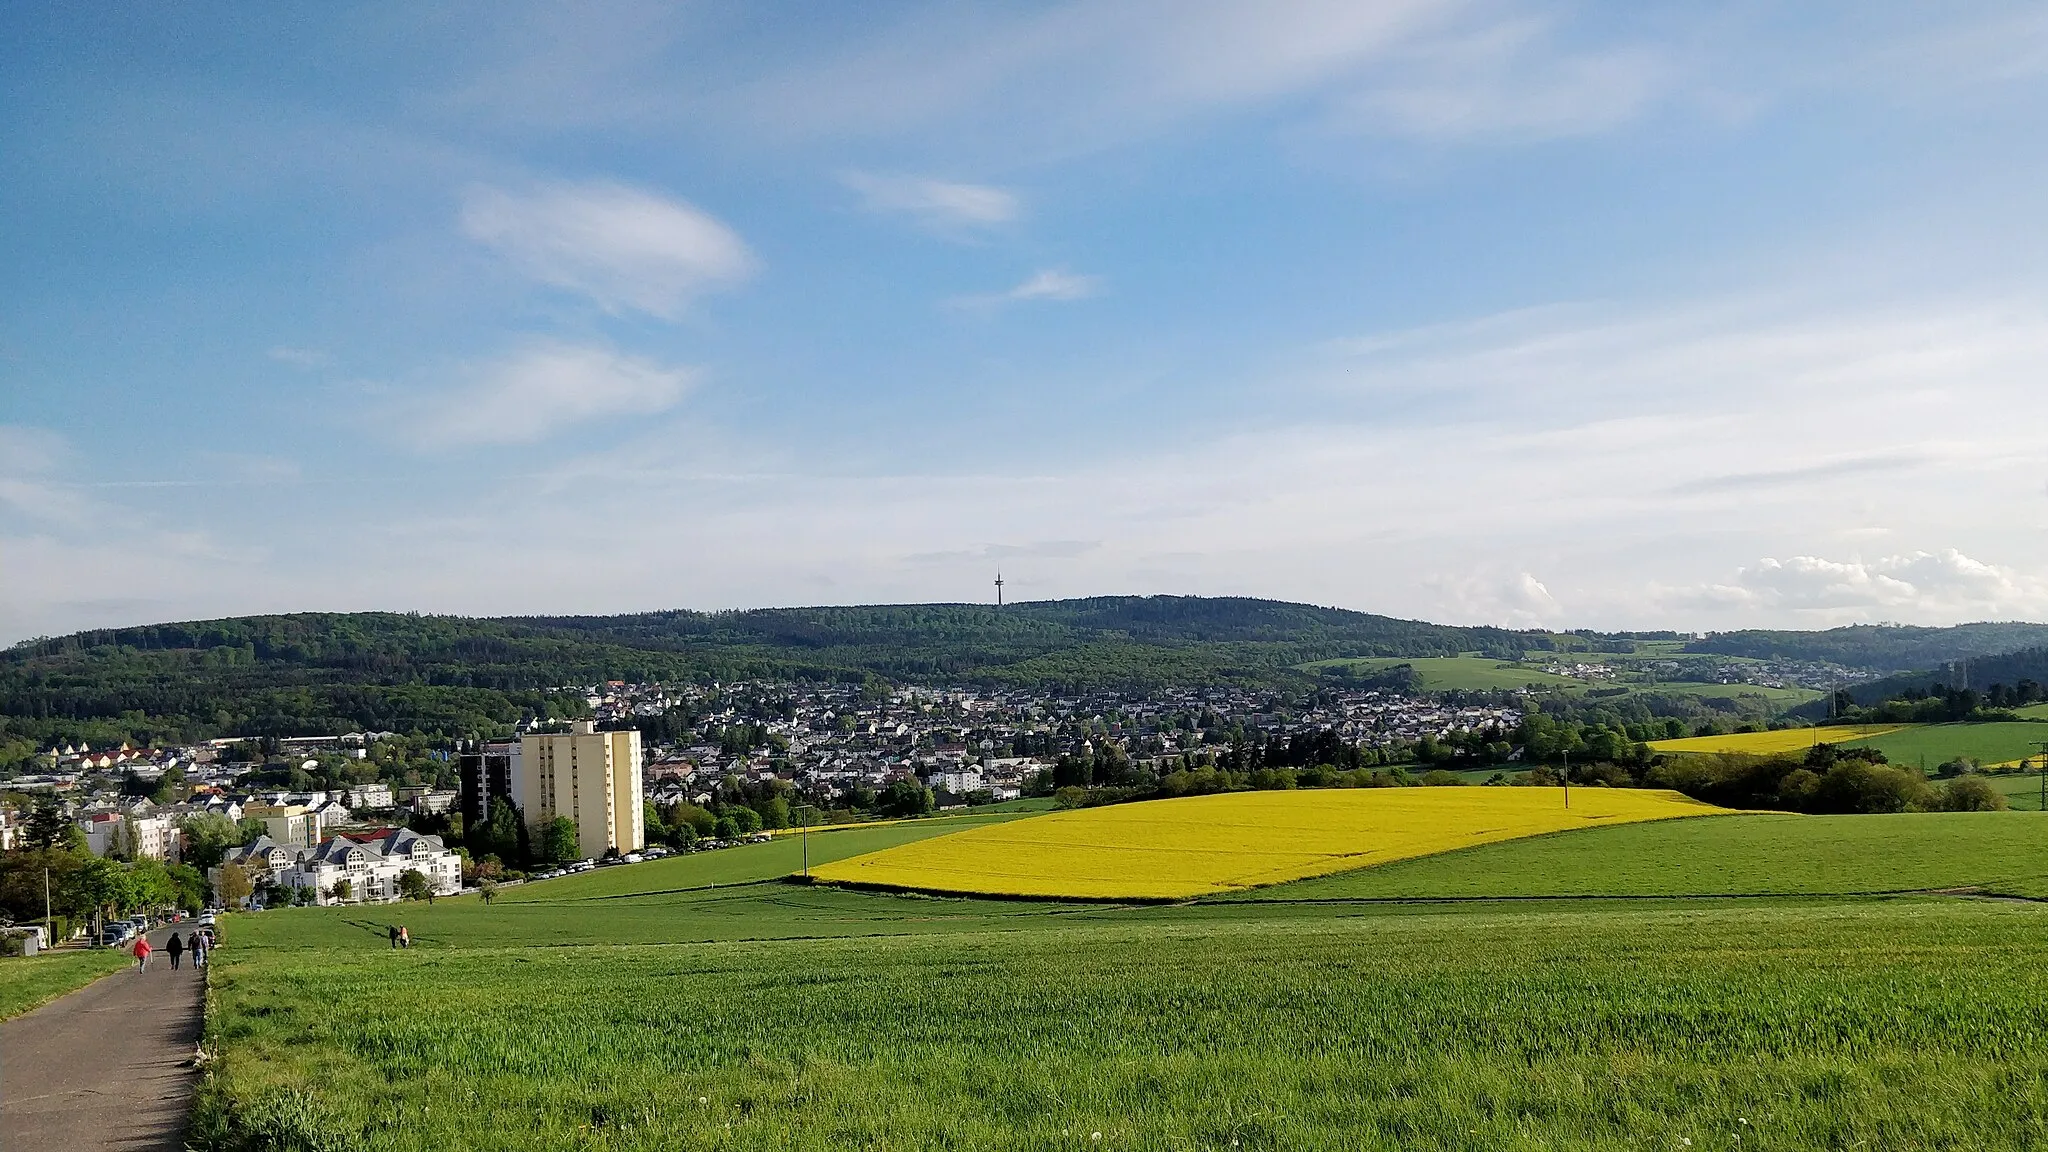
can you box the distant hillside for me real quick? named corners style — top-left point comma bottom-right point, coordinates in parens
top-left (9, 600), bottom-right (2048, 760)
top-left (1684, 623), bottom-right (2048, 672)
top-left (0, 598), bottom-right (1579, 754)
top-left (1845, 645), bottom-right (2048, 706)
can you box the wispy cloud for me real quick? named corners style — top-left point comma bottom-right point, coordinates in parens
top-left (391, 342), bottom-right (695, 449)
top-left (267, 346), bottom-right (330, 369)
top-left (459, 180), bottom-right (754, 319)
top-left (840, 171), bottom-right (1019, 230)
top-left (953, 269), bottom-right (1101, 309)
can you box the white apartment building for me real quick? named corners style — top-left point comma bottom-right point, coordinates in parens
top-left (282, 829), bottom-right (462, 905)
top-left (78, 812), bottom-right (182, 863)
top-left (518, 721), bottom-right (644, 859)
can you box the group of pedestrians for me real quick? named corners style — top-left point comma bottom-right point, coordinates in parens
top-left (130, 928), bottom-right (208, 973)
top-left (387, 924), bottom-right (411, 948)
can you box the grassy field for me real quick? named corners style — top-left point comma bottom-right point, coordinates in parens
top-left (1984, 771), bottom-right (2047, 812)
top-left (189, 798), bottom-right (2048, 1150)
top-left (503, 809), bottom-right (1041, 902)
top-left (1233, 811), bottom-right (2048, 900)
top-left (2018, 703), bottom-right (2048, 721)
top-left (196, 894), bottom-right (2048, 1150)
top-left (807, 788), bottom-right (1727, 899)
top-left (1303, 655), bottom-right (1587, 690)
top-left (1854, 721), bottom-right (2048, 768)
top-left (0, 948), bottom-right (129, 1021)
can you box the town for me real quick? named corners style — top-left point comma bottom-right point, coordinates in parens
top-left (0, 680), bottom-right (1524, 929)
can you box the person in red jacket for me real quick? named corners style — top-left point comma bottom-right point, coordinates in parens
top-left (131, 933), bottom-right (152, 973)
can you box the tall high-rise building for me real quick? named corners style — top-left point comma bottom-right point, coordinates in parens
top-left (458, 740), bottom-right (520, 830)
top-left (516, 721), bottom-right (644, 859)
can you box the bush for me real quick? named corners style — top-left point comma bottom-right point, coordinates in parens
top-left (1940, 775), bottom-right (2009, 812)
top-left (1418, 770), bottom-right (1465, 787)
top-left (1809, 761), bottom-right (1938, 815)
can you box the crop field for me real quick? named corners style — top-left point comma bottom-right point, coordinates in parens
top-left (1649, 722), bottom-right (2048, 767)
top-left (503, 809), bottom-right (1040, 902)
top-left (1235, 811), bottom-right (2048, 901)
top-left (1852, 722), bottom-right (2048, 769)
top-left (0, 948), bottom-right (129, 1021)
top-left (196, 891), bottom-right (2048, 1151)
top-left (805, 788), bottom-right (1728, 899)
top-left (1647, 724), bottom-right (1907, 756)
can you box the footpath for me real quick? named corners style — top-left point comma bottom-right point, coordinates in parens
top-left (0, 928), bottom-right (207, 1151)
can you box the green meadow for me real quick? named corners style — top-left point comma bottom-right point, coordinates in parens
top-left (190, 806), bottom-right (2048, 1151)
top-left (0, 947), bottom-right (129, 1022)
top-left (1850, 721), bottom-right (2048, 768)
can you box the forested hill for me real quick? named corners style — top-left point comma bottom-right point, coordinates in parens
top-left (7, 599), bottom-right (2047, 759)
top-left (4, 596), bottom-right (1551, 701)
top-left (1846, 645), bottom-right (2048, 706)
top-left (1682, 622), bottom-right (2048, 672)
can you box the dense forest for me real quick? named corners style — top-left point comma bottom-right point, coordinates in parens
top-left (1685, 622), bottom-right (2048, 671)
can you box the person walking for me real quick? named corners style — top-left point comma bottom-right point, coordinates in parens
top-left (193, 931), bottom-right (208, 970)
top-left (131, 933), bottom-right (152, 973)
top-left (388, 924), bottom-right (400, 949)
top-left (166, 931), bottom-right (185, 971)
top-left (398, 926), bottom-right (411, 949)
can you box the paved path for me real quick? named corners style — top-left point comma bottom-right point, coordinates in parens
top-left (1, 928), bottom-right (206, 1152)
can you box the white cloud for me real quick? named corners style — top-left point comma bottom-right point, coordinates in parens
top-left (1671, 550), bottom-right (2048, 622)
top-left (947, 269), bottom-right (1102, 309)
top-left (1340, 18), bottom-right (1672, 141)
top-left (393, 343), bottom-right (695, 449)
top-left (0, 425), bottom-right (68, 476)
top-left (268, 346), bottom-right (330, 369)
top-left (459, 180), bottom-right (754, 318)
top-left (840, 171), bottom-right (1019, 229)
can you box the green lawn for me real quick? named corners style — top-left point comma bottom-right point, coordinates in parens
top-left (1984, 771), bottom-right (2047, 812)
top-left (195, 895), bottom-right (2048, 1151)
top-left (1850, 721), bottom-right (2048, 768)
top-left (0, 948), bottom-right (129, 1021)
top-left (502, 809), bottom-right (1042, 902)
top-left (1230, 811), bottom-right (2048, 901)
top-left (2017, 703), bottom-right (2048, 721)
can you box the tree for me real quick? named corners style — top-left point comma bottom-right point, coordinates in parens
top-left (179, 812), bottom-right (248, 870)
top-left (713, 815), bottom-right (741, 840)
top-left (476, 878), bottom-right (498, 905)
top-left (216, 862), bottom-right (253, 910)
top-left (398, 869), bottom-right (433, 903)
top-left (878, 778), bottom-right (934, 818)
top-left (540, 817), bottom-right (579, 864)
top-left (330, 877), bottom-right (353, 903)
top-left (25, 801), bottom-right (70, 851)
top-left (64, 857), bottom-right (130, 931)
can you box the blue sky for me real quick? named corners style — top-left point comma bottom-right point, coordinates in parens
top-left (4, 1), bottom-right (2048, 642)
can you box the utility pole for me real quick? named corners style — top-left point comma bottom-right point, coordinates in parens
top-left (2036, 741), bottom-right (2048, 813)
top-left (1561, 749), bottom-right (1570, 810)
top-left (44, 866), bottom-right (52, 943)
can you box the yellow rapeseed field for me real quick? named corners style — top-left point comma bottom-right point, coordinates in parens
top-left (805, 787), bottom-right (1730, 900)
top-left (1647, 725), bottom-right (1908, 757)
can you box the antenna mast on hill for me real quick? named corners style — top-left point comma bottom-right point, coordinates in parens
top-left (995, 571), bottom-right (1005, 608)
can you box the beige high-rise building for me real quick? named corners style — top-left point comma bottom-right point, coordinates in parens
top-left (517, 721), bottom-right (644, 859)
